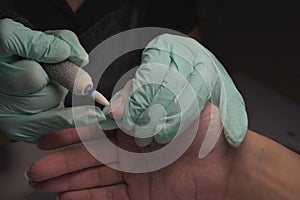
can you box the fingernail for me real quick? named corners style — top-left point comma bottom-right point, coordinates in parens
top-left (24, 169), bottom-right (31, 181)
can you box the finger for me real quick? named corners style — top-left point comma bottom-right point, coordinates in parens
top-left (38, 126), bottom-right (95, 150)
top-left (0, 106), bottom-right (106, 142)
top-left (217, 79), bottom-right (248, 147)
top-left (0, 84), bottom-right (61, 114)
top-left (0, 59), bottom-right (49, 95)
top-left (0, 19), bottom-right (71, 63)
top-left (27, 139), bottom-right (118, 182)
top-left (141, 34), bottom-right (196, 77)
top-left (30, 165), bottom-right (123, 193)
top-left (126, 63), bottom-right (180, 147)
top-left (59, 184), bottom-right (130, 200)
top-left (154, 67), bottom-right (210, 144)
top-left (27, 144), bottom-right (100, 182)
top-left (45, 30), bottom-right (89, 67)
top-left (135, 34), bottom-right (196, 122)
top-left (38, 126), bottom-right (117, 150)
top-left (133, 102), bottom-right (167, 147)
top-left (204, 52), bottom-right (248, 147)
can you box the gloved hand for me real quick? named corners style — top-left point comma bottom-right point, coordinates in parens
top-left (106, 34), bottom-right (248, 148)
top-left (0, 18), bottom-right (106, 142)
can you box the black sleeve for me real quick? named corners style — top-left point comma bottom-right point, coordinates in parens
top-left (137, 0), bottom-right (197, 33)
top-left (0, 4), bottom-right (34, 29)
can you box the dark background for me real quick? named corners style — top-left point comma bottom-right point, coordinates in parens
top-left (197, 0), bottom-right (300, 105)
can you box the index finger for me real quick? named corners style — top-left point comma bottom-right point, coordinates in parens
top-left (0, 19), bottom-right (71, 63)
top-left (28, 137), bottom-right (118, 182)
top-left (38, 126), bottom-right (117, 150)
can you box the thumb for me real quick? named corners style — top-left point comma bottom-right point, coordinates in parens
top-left (0, 106), bottom-right (106, 143)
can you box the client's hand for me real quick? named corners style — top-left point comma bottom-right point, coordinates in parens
top-left (26, 103), bottom-right (236, 200)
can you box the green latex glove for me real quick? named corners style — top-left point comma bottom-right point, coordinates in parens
top-left (106, 34), bottom-right (248, 148)
top-left (0, 18), bottom-right (106, 142)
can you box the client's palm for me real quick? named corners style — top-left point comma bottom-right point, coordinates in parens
top-left (27, 103), bottom-right (235, 200)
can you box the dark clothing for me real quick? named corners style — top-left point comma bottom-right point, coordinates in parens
top-left (13, 0), bottom-right (126, 35)
top-left (13, 0), bottom-right (197, 36)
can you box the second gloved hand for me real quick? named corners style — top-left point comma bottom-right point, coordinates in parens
top-left (0, 19), bottom-right (106, 142)
top-left (106, 34), bottom-right (248, 148)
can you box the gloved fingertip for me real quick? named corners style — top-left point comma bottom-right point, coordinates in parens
top-left (222, 110), bottom-right (248, 148)
top-left (135, 137), bottom-right (153, 147)
top-left (223, 128), bottom-right (247, 148)
top-left (68, 54), bottom-right (89, 68)
top-left (154, 121), bottom-right (180, 144)
top-left (80, 56), bottom-right (89, 67)
top-left (154, 134), bottom-right (172, 144)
